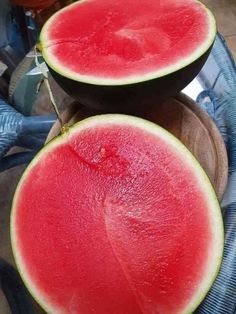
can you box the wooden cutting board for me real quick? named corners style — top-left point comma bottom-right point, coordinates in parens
top-left (47, 93), bottom-right (228, 201)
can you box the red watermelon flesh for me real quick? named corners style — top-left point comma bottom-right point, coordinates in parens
top-left (11, 115), bottom-right (223, 314)
top-left (40, 0), bottom-right (215, 84)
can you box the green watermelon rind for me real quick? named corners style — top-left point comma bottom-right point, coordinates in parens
top-left (11, 114), bottom-right (224, 314)
top-left (39, 0), bottom-right (216, 86)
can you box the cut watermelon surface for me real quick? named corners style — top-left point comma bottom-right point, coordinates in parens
top-left (40, 0), bottom-right (216, 85)
top-left (11, 115), bottom-right (223, 314)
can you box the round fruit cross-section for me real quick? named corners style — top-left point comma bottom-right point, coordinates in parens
top-left (11, 115), bottom-right (223, 314)
top-left (40, 0), bottom-right (215, 85)
top-left (39, 0), bottom-right (216, 110)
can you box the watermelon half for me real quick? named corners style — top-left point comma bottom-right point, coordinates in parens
top-left (39, 0), bottom-right (216, 111)
top-left (11, 115), bottom-right (223, 314)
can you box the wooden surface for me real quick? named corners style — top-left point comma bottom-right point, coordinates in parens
top-left (47, 93), bottom-right (228, 201)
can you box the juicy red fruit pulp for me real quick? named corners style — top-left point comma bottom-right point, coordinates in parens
top-left (13, 121), bottom-right (214, 314)
top-left (45, 0), bottom-right (211, 79)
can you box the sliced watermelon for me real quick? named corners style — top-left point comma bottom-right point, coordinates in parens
top-left (11, 115), bottom-right (223, 314)
top-left (39, 0), bottom-right (216, 110)
top-left (41, 0), bottom-right (215, 84)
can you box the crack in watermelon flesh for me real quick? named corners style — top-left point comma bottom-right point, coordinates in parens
top-left (41, 0), bottom-right (214, 81)
top-left (11, 116), bottom-right (223, 314)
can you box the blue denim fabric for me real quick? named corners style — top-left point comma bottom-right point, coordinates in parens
top-left (196, 35), bottom-right (236, 314)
